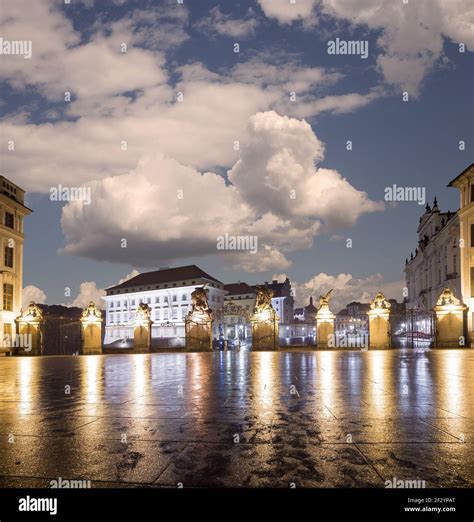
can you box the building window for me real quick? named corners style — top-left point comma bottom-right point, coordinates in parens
top-left (471, 267), bottom-right (474, 298)
top-left (2, 284), bottom-right (13, 311)
top-left (4, 212), bottom-right (14, 229)
top-left (470, 184), bottom-right (474, 203)
top-left (164, 296), bottom-right (168, 303)
top-left (182, 294), bottom-right (186, 301)
top-left (172, 295), bottom-right (177, 302)
top-left (4, 246), bottom-right (13, 268)
top-left (471, 224), bottom-right (474, 247)
top-left (155, 297), bottom-right (160, 303)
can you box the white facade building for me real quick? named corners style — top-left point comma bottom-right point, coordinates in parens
top-left (404, 198), bottom-right (460, 310)
top-left (0, 176), bottom-right (31, 353)
top-left (103, 265), bottom-right (226, 347)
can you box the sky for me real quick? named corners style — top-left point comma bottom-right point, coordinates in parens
top-left (1, 0), bottom-right (473, 312)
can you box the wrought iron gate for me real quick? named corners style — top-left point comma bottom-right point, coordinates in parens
top-left (390, 309), bottom-right (436, 348)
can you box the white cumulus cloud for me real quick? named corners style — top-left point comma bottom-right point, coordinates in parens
top-left (22, 285), bottom-right (47, 307)
top-left (59, 111), bottom-right (382, 271)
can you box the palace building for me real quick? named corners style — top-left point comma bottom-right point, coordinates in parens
top-left (448, 163), bottom-right (474, 343)
top-left (404, 198), bottom-right (460, 310)
top-left (0, 176), bottom-right (32, 351)
top-left (103, 265), bottom-right (226, 347)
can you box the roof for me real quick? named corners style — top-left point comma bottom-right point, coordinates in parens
top-left (224, 282), bottom-right (255, 296)
top-left (252, 280), bottom-right (289, 298)
top-left (447, 163), bottom-right (474, 187)
top-left (107, 265), bottom-right (222, 292)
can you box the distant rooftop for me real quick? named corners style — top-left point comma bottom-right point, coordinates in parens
top-left (224, 282), bottom-right (255, 296)
top-left (107, 265), bottom-right (222, 293)
top-left (0, 175), bottom-right (30, 209)
top-left (447, 163), bottom-right (474, 187)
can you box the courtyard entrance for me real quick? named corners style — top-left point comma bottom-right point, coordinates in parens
top-left (390, 308), bottom-right (436, 348)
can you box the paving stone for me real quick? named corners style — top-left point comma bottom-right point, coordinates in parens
top-left (0, 349), bottom-right (472, 487)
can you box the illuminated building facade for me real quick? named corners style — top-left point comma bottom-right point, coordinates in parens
top-left (448, 163), bottom-right (474, 344)
top-left (103, 265), bottom-right (226, 347)
top-left (0, 176), bottom-right (32, 352)
top-left (404, 198), bottom-right (460, 310)
top-left (335, 301), bottom-right (370, 339)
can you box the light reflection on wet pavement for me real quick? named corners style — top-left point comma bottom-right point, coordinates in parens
top-left (0, 349), bottom-right (472, 488)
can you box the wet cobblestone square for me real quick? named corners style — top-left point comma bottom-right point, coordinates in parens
top-left (0, 350), bottom-right (472, 488)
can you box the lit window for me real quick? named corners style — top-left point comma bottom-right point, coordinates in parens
top-left (4, 246), bottom-right (13, 268)
top-left (2, 283), bottom-right (13, 311)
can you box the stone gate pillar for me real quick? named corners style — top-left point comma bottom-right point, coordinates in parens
top-left (368, 292), bottom-right (391, 349)
top-left (185, 287), bottom-right (213, 352)
top-left (316, 290), bottom-right (335, 349)
top-left (251, 286), bottom-right (279, 351)
top-left (16, 302), bottom-right (44, 355)
top-left (134, 303), bottom-right (153, 353)
top-left (433, 288), bottom-right (467, 348)
top-left (80, 301), bottom-right (103, 355)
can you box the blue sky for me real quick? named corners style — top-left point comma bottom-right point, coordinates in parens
top-left (1, 0), bottom-right (473, 310)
